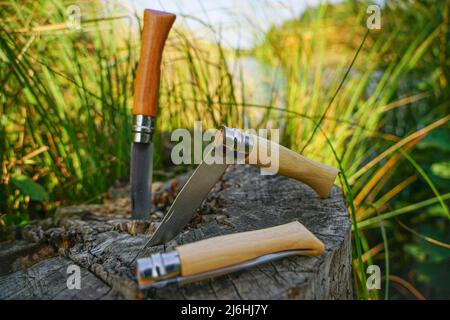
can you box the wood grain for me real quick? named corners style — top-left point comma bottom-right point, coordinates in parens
top-left (133, 9), bottom-right (176, 116)
top-left (176, 221), bottom-right (324, 277)
top-left (0, 166), bottom-right (353, 299)
top-left (248, 133), bottom-right (339, 198)
top-left (214, 128), bottom-right (339, 198)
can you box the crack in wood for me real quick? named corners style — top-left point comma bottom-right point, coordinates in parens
top-left (0, 166), bottom-right (352, 299)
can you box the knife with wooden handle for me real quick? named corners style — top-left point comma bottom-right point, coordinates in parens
top-left (131, 9), bottom-right (176, 219)
top-left (136, 221), bottom-right (324, 289)
top-left (219, 126), bottom-right (339, 198)
top-left (143, 126), bottom-right (339, 247)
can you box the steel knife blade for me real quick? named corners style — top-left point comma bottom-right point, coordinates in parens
top-left (131, 141), bottom-right (153, 219)
top-left (144, 159), bottom-right (228, 247)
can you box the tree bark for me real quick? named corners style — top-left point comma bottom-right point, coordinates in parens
top-left (0, 166), bottom-right (353, 300)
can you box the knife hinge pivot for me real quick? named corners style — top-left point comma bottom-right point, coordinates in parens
top-left (132, 115), bottom-right (155, 143)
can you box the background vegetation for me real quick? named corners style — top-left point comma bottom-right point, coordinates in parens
top-left (1, 0), bottom-right (449, 299)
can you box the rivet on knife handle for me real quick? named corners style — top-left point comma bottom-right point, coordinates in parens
top-left (219, 126), bottom-right (339, 198)
top-left (137, 221), bottom-right (324, 289)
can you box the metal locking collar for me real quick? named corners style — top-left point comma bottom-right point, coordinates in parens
top-left (136, 251), bottom-right (181, 286)
top-left (132, 115), bottom-right (155, 143)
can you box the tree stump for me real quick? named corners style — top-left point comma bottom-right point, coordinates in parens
top-left (0, 166), bottom-right (353, 300)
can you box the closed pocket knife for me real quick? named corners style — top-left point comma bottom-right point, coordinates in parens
top-left (137, 221), bottom-right (324, 290)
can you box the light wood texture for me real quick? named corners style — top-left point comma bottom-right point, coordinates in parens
top-left (133, 9), bottom-right (176, 116)
top-left (247, 133), bottom-right (339, 198)
top-left (176, 221), bottom-right (324, 277)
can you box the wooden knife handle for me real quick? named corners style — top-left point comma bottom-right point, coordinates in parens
top-left (215, 127), bottom-right (339, 198)
top-left (176, 221), bottom-right (324, 277)
top-left (248, 133), bottom-right (339, 198)
top-left (133, 9), bottom-right (176, 116)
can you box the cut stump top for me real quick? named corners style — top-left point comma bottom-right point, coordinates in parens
top-left (0, 166), bottom-right (352, 300)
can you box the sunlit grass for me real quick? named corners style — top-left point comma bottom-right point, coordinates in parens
top-left (1, 0), bottom-right (449, 298)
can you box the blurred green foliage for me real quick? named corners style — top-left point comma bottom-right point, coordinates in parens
top-left (0, 0), bottom-right (449, 298)
top-left (254, 0), bottom-right (450, 298)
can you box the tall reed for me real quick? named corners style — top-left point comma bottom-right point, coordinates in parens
top-left (1, 0), bottom-right (448, 298)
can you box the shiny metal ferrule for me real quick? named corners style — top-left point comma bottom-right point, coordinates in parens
top-left (221, 126), bottom-right (254, 155)
top-left (136, 251), bottom-right (181, 287)
top-left (132, 115), bottom-right (155, 143)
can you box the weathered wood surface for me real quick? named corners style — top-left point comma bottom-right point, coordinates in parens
top-left (0, 165), bottom-right (353, 300)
